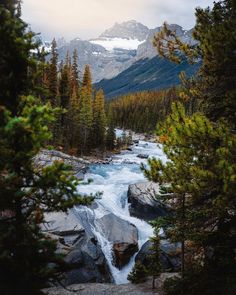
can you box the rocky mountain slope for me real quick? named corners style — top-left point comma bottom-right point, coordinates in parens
top-left (95, 56), bottom-right (200, 99)
top-left (50, 20), bottom-right (196, 86)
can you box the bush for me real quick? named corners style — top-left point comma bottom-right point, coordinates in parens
top-left (127, 261), bottom-right (148, 284)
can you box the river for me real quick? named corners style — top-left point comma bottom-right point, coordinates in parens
top-left (75, 132), bottom-right (167, 284)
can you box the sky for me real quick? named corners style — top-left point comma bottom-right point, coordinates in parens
top-left (22, 0), bottom-right (214, 41)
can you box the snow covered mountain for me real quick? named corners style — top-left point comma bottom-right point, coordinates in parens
top-left (89, 20), bottom-right (148, 52)
top-left (46, 20), bottom-right (196, 84)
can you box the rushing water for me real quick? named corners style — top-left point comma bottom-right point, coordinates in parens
top-left (75, 134), bottom-right (167, 284)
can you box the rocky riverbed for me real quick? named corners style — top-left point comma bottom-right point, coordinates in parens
top-left (40, 131), bottom-right (179, 293)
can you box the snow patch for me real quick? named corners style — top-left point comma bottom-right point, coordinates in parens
top-left (90, 37), bottom-right (145, 52)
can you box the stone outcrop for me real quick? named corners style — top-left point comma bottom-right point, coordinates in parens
top-left (44, 273), bottom-right (178, 295)
top-left (96, 213), bottom-right (139, 269)
top-left (34, 149), bottom-right (89, 178)
top-left (43, 210), bottom-right (113, 285)
top-left (64, 231), bottom-right (113, 285)
top-left (128, 182), bottom-right (168, 221)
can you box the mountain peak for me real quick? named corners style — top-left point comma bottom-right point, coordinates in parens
top-left (100, 20), bottom-right (149, 41)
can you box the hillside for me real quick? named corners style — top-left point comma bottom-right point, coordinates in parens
top-left (95, 56), bottom-right (200, 99)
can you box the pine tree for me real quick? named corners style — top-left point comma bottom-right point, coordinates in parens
top-left (48, 39), bottom-right (58, 106)
top-left (0, 0), bottom-right (35, 115)
top-left (48, 39), bottom-right (61, 145)
top-left (153, 0), bottom-right (236, 127)
top-left (59, 61), bottom-right (71, 149)
top-left (143, 102), bottom-right (236, 295)
top-left (72, 48), bottom-right (79, 92)
top-left (148, 228), bottom-right (162, 289)
top-left (0, 2), bottom-right (92, 295)
top-left (127, 261), bottom-right (148, 284)
top-left (67, 87), bottom-right (80, 151)
top-left (82, 64), bottom-right (92, 94)
top-left (78, 86), bottom-right (93, 154)
top-left (93, 89), bottom-right (107, 148)
top-left (33, 47), bottom-right (50, 102)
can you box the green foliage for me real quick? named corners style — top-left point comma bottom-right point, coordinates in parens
top-left (78, 86), bottom-right (93, 154)
top-left (153, 0), bottom-right (236, 127)
top-left (193, 0), bottom-right (236, 126)
top-left (127, 261), bottom-right (148, 284)
top-left (143, 102), bottom-right (236, 294)
top-left (72, 48), bottom-right (79, 91)
top-left (148, 229), bottom-right (162, 275)
top-left (163, 268), bottom-right (236, 295)
top-left (82, 64), bottom-right (92, 94)
top-left (0, 96), bottom-right (92, 295)
top-left (0, 3), bottom-right (92, 294)
top-left (106, 106), bottom-right (116, 150)
top-left (0, 0), bottom-right (36, 115)
top-left (48, 39), bottom-right (58, 105)
top-left (92, 89), bottom-right (107, 148)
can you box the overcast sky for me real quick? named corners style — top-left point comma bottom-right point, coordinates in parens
top-left (22, 0), bottom-right (214, 41)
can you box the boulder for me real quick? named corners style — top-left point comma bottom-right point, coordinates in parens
top-left (137, 154), bottom-right (149, 159)
top-left (64, 232), bottom-right (113, 285)
top-left (44, 211), bottom-right (84, 236)
top-left (33, 149), bottom-right (89, 177)
top-left (128, 182), bottom-right (167, 221)
top-left (43, 211), bottom-right (85, 245)
top-left (135, 240), bottom-right (181, 271)
top-left (96, 213), bottom-right (138, 269)
top-left (126, 147), bottom-right (133, 151)
top-left (43, 210), bottom-right (113, 284)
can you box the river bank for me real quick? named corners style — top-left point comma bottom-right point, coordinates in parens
top-left (45, 273), bottom-right (177, 295)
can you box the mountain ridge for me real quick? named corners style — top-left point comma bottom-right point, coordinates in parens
top-left (43, 20), bottom-right (197, 95)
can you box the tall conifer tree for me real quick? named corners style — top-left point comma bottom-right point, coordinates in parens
top-left (78, 86), bottom-right (93, 154)
top-left (72, 48), bottom-right (79, 92)
top-left (0, 2), bottom-right (92, 294)
top-left (82, 64), bottom-right (92, 95)
top-left (48, 39), bottom-right (58, 106)
top-left (93, 89), bottom-right (107, 148)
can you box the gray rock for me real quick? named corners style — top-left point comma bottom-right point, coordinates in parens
top-left (100, 20), bottom-right (149, 41)
top-left (137, 154), bottom-right (149, 159)
top-left (135, 240), bottom-right (181, 271)
top-left (43, 211), bottom-right (85, 237)
top-left (45, 273), bottom-right (178, 295)
top-left (64, 232), bottom-right (113, 285)
top-left (34, 149), bottom-right (89, 177)
top-left (128, 182), bottom-right (168, 221)
top-left (96, 213), bottom-right (138, 269)
top-left (43, 210), bottom-right (113, 284)
top-left (46, 21), bottom-right (196, 85)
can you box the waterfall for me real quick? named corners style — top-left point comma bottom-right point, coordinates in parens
top-left (75, 134), bottom-right (167, 284)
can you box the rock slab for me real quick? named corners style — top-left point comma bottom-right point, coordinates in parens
top-left (43, 210), bottom-right (113, 284)
top-left (96, 213), bottom-right (139, 269)
top-left (128, 182), bottom-right (167, 221)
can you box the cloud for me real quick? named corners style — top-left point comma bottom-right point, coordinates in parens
top-left (22, 0), bottom-right (214, 40)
